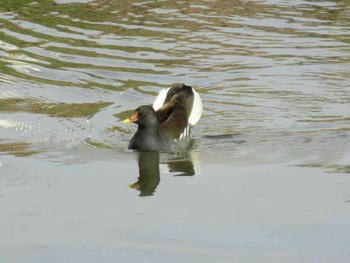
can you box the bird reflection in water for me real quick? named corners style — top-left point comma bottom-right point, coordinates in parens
top-left (129, 150), bottom-right (200, 197)
top-left (129, 151), bottom-right (160, 197)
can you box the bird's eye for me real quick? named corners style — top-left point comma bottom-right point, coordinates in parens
top-left (142, 113), bottom-right (147, 117)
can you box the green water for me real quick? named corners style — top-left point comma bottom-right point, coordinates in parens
top-left (0, 0), bottom-right (349, 262)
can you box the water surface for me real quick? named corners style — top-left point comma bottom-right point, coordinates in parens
top-left (0, 0), bottom-right (350, 262)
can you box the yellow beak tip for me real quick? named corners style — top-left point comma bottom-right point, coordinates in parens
top-left (123, 111), bottom-right (138, 124)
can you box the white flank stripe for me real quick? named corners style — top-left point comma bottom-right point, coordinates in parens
top-left (179, 125), bottom-right (190, 140)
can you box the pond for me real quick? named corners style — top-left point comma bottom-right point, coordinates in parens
top-left (0, 0), bottom-right (350, 262)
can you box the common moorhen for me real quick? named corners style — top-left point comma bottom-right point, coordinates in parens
top-left (124, 84), bottom-right (203, 151)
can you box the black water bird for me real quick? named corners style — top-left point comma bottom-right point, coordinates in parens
top-left (124, 84), bottom-right (203, 151)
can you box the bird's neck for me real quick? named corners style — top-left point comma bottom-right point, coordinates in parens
top-left (137, 124), bottom-right (159, 136)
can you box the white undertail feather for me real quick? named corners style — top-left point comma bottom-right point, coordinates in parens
top-left (152, 87), bottom-right (203, 127)
top-left (188, 89), bottom-right (203, 126)
top-left (152, 88), bottom-right (170, 111)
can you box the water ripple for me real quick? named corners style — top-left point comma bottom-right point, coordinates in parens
top-left (0, 0), bottom-right (349, 164)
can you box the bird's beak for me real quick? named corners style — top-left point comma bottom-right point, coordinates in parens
top-left (123, 111), bottom-right (138, 124)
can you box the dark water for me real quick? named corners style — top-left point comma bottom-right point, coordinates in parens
top-left (0, 0), bottom-right (350, 262)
